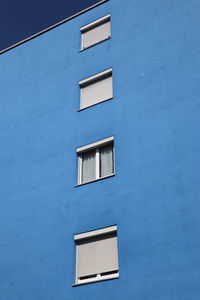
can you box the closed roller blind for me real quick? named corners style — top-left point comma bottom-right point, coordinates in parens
top-left (80, 75), bottom-right (112, 109)
top-left (82, 21), bottom-right (110, 49)
top-left (77, 233), bottom-right (118, 278)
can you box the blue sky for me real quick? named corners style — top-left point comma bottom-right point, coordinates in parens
top-left (0, 0), bottom-right (100, 51)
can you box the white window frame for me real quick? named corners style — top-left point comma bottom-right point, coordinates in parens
top-left (79, 68), bottom-right (113, 110)
top-left (73, 225), bottom-right (119, 286)
top-left (80, 14), bottom-right (111, 50)
top-left (77, 136), bottom-right (115, 185)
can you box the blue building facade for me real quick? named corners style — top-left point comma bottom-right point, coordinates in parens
top-left (1, 0), bottom-right (200, 299)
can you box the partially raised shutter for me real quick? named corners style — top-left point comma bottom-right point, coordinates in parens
top-left (77, 232), bottom-right (118, 278)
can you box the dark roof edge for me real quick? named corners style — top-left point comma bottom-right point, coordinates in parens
top-left (0, 0), bottom-right (109, 55)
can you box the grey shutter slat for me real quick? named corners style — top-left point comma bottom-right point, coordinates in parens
top-left (82, 21), bottom-right (110, 49)
top-left (77, 235), bottom-right (118, 278)
top-left (80, 76), bottom-right (112, 109)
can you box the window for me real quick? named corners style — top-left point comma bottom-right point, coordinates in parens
top-left (80, 14), bottom-right (111, 50)
top-left (74, 225), bottom-right (119, 285)
top-left (77, 136), bottom-right (115, 185)
top-left (79, 68), bottom-right (113, 110)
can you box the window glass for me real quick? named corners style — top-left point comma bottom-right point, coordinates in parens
top-left (100, 144), bottom-right (113, 177)
top-left (77, 139), bottom-right (114, 185)
top-left (82, 150), bottom-right (96, 183)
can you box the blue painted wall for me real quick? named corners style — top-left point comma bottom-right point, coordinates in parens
top-left (0, 0), bottom-right (200, 299)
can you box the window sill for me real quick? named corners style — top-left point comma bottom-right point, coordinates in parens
top-left (72, 273), bottom-right (119, 287)
top-left (75, 173), bottom-right (115, 187)
top-left (79, 36), bottom-right (111, 52)
top-left (77, 97), bottom-right (113, 112)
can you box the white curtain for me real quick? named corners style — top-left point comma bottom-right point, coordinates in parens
top-left (82, 150), bottom-right (96, 183)
top-left (100, 144), bottom-right (113, 177)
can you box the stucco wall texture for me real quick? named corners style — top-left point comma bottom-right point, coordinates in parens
top-left (0, 0), bottom-right (200, 299)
